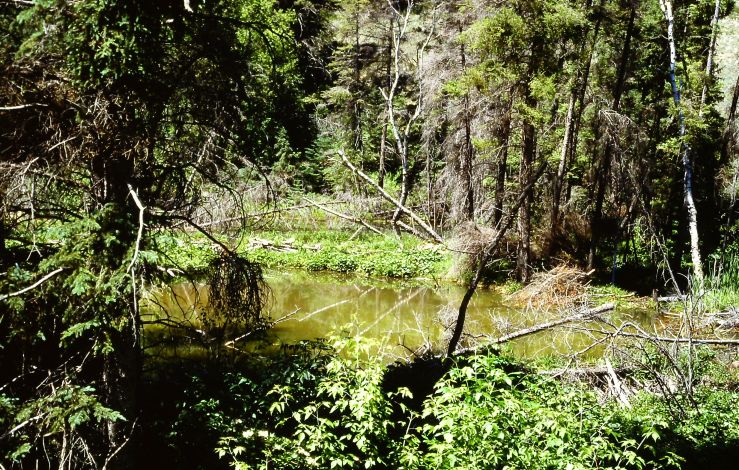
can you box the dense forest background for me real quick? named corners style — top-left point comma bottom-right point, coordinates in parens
top-left (2, 0), bottom-right (739, 468)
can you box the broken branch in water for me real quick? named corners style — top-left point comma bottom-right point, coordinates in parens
top-left (456, 302), bottom-right (615, 354)
top-left (224, 307), bottom-right (301, 348)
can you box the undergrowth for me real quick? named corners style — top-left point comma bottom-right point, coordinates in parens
top-left (156, 229), bottom-right (454, 280)
top-left (703, 249), bottom-right (739, 312)
top-left (144, 339), bottom-right (739, 470)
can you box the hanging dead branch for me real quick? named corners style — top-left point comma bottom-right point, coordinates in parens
top-left (447, 162), bottom-right (547, 356)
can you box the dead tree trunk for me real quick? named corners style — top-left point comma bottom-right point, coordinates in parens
top-left (493, 100), bottom-right (512, 226)
top-left (378, 15), bottom-right (393, 189)
top-left (460, 32), bottom-right (474, 221)
top-left (659, 0), bottom-right (705, 286)
top-left (383, 1), bottom-right (436, 237)
top-left (447, 163), bottom-right (546, 356)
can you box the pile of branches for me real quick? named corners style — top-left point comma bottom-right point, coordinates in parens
top-left (508, 265), bottom-right (593, 311)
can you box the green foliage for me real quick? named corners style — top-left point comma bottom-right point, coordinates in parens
top-left (1, 384), bottom-right (124, 463)
top-left (415, 354), bottom-right (669, 469)
top-left (241, 230), bottom-right (450, 279)
top-left (192, 345), bottom-right (739, 470)
top-left (704, 247), bottom-right (739, 311)
top-left (218, 338), bottom-right (404, 469)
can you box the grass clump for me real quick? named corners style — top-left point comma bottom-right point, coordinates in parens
top-left (703, 249), bottom-right (739, 312)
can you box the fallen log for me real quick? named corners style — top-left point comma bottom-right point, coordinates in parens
top-left (455, 302), bottom-right (615, 354)
top-left (302, 197), bottom-right (385, 236)
top-left (338, 149), bottom-right (444, 243)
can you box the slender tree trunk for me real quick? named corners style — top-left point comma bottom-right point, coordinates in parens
top-left (352, 14), bottom-right (363, 153)
top-left (104, 326), bottom-right (141, 470)
top-left (0, 210), bottom-right (7, 270)
top-left (378, 15), bottom-right (393, 189)
top-left (723, 74), bottom-right (739, 164)
top-left (517, 95), bottom-right (537, 283)
top-left (89, 150), bottom-right (142, 469)
top-left (660, 0), bottom-right (705, 286)
top-left (551, 4), bottom-right (602, 244)
top-left (448, 164), bottom-right (545, 355)
top-left (493, 101), bottom-right (512, 226)
top-left (460, 35), bottom-right (474, 221)
top-left (550, 92), bottom-right (575, 238)
top-left (700, 0), bottom-right (721, 112)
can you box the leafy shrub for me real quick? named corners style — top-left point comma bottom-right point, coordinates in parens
top-left (154, 342), bottom-right (739, 470)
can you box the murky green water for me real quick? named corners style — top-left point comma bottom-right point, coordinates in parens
top-left (144, 269), bottom-right (652, 360)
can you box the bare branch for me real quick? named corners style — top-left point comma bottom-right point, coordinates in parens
top-left (0, 268), bottom-right (65, 302)
top-left (301, 197), bottom-right (385, 236)
top-left (126, 184), bottom-right (145, 273)
top-left (338, 149), bottom-right (444, 243)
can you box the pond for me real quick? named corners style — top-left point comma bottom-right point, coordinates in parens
top-left (144, 269), bottom-right (654, 360)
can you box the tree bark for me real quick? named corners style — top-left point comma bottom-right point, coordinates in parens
top-left (378, 15), bottom-right (393, 189)
top-left (659, 0), bottom-right (705, 286)
top-left (517, 97), bottom-right (537, 283)
top-left (493, 101), bottom-right (512, 226)
top-left (551, 5), bottom-right (602, 245)
top-left (550, 92), bottom-right (575, 238)
top-left (699, 0), bottom-right (721, 112)
top-left (447, 163), bottom-right (546, 356)
top-left (460, 34), bottom-right (474, 221)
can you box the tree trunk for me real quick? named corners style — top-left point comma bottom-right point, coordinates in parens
top-left (448, 163), bottom-right (545, 356)
top-left (493, 102), bottom-right (512, 226)
top-left (352, 14), bottom-right (363, 153)
top-left (723, 74), bottom-right (739, 164)
top-left (550, 4), bottom-right (602, 244)
top-left (699, 0), bottom-right (721, 112)
top-left (103, 326), bottom-right (141, 470)
top-left (460, 35), bottom-right (474, 221)
top-left (517, 97), bottom-right (537, 283)
top-left (586, 4), bottom-right (635, 270)
top-left (660, 0), bottom-right (705, 286)
top-left (550, 92), bottom-right (575, 239)
top-left (378, 15), bottom-right (393, 189)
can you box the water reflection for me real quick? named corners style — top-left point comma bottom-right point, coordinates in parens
top-left (144, 269), bottom-right (652, 360)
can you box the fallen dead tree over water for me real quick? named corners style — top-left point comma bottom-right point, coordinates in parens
top-left (456, 302), bottom-right (616, 354)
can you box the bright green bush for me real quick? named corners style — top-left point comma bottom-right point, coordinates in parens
top-left (216, 339), bottom-right (406, 469)
top-left (413, 354), bottom-right (676, 469)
